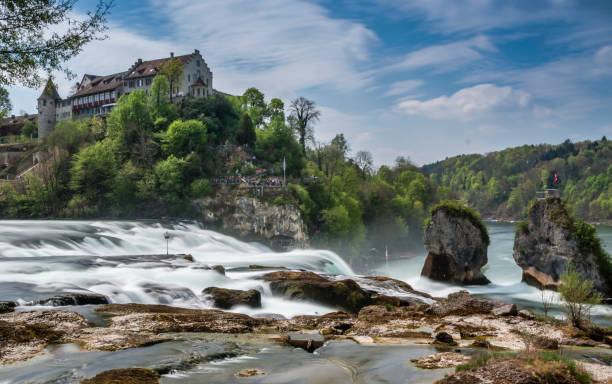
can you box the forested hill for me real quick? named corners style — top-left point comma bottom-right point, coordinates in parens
top-left (421, 138), bottom-right (612, 221)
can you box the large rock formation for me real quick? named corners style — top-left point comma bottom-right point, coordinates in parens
top-left (421, 203), bottom-right (490, 285)
top-left (193, 187), bottom-right (308, 250)
top-left (513, 197), bottom-right (612, 296)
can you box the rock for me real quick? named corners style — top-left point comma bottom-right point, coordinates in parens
top-left (517, 309), bottom-right (535, 320)
top-left (421, 203), bottom-right (490, 285)
top-left (434, 331), bottom-right (457, 345)
top-left (194, 195), bottom-right (309, 250)
top-left (358, 305), bottom-right (415, 323)
top-left (411, 352), bottom-right (470, 369)
top-left (80, 368), bottom-right (159, 384)
top-left (95, 303), bottom-right (268, 334)
top-left (212, 265), bottom-right (225, 275)
top-left (235, 368), bottom-right (265, 378)
top-left (249, 265), bottom-right (286, 270)
top-left (513, 197), bottom-right (612, 296)
top-left (202, 287), bottom-right (261, 309)
top-left (427, 290), bottom-right (495, 317)
top-left (605, 335), bottom-right (612, 346)
top-left (492, 304), bottom-right (517, 316)
top-left (0, 301), bottom-right (16, 313)
top-left (258, 271), bottom-right (371, 313)
top-left (34, 292), bottom-right (109, 306)
top-left (533, 335), bottom-right (558, 349)
top-left (282, 334), bottom-right (325, 353)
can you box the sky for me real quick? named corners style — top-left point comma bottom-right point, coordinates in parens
top-left (8, 0), bottom-right (612, 165)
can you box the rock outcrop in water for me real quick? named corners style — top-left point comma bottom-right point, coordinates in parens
top-left (513, 197), bottom-right (612, 296)
top-left (421, 202), bottom-right (491, 285)
top-left (193, 189), bottom-right (308, 250)
top-left (202, 287), bottom-right (262, 309)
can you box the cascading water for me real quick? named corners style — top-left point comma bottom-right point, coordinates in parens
top-left (0, 220), bottom-right (353, 318)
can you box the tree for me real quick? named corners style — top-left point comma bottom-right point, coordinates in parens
top-left (69, 140), bottom-right (117, 203)
top-left (289, 97), bottom-right (320, 153)
top-left (558, 262), bottom-right (602, 328)
top-left (154, 155), bottom-right (185, 205)
top-left (0, 0), bottom-right (112, 88)
top-left (267, 98), bottom-right (285, 121)
top-left (331, 134), bottom-right (349, 159)
top-left (162, 119), bottom-right (207, 157)
top-left (149, 75), bottom-right (171, 121)
top-left (354, 150), bottom-right (373, 179)
top-left (21, 121), bottom-right (37, 139)
top-left (242, 87), bottom-right (266, 128)
top-left (0, 87), bottom-right (10, 117)
top-left (159, 57), bottom-right (184, 103)
top-left (107, 90), bottom-right (154, 163)
top-left (236, 113), bottom-right (256, 147)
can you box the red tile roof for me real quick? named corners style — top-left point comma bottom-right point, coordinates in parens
top-left (72, 72), bottom-right (126, 98)
top-left (124, 54), bottom-right (192, 80)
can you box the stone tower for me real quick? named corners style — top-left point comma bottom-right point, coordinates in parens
top-left (37, 80), bottom-right (61, 139)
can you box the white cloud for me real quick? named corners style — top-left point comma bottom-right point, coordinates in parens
top-left (396, 84), bottom-right (530, 120)
top-left (383, 79), bottom-right (423, 97)
top-left (386, 35), bottom-right (495, 73)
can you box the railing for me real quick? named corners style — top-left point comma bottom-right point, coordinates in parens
top-left (0, 136), bottom-right (38, 145)
top-left (536, 189), bottom-right (560, 200)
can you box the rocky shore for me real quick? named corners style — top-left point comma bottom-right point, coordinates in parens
top-left (1, 271), bottom-right (610, 383)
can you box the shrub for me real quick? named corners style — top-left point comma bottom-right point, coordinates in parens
top-left (558, 262), bottom-right (602, 327)
top-left (188, 178), bottom-right (211, 199)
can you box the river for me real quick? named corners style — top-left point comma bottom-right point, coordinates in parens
top-left (0, 220), bottom-right (610, 383)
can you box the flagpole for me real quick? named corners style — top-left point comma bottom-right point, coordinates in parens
top-left (283, 156), bottom-right (286, 188)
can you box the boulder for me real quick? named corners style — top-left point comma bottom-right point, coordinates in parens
top-left (0, 301), bottom-right (16, 313)
top-left (427, 290), bottom-right (495, 317)
top-left (81, 368), bottom-right (159, 384)
top-left (212, 265), bottom-right (225, 275)
top-left (434, 331), bottom-right (456, 345)
top-left (513, 197), bottom-right (612, 296)
top-left (202, 287), bottom-right (261, 309)
top-left (282, 334), bottom-right (325, 353)
top-left (421, 203), bottom-right (490, 285)
top-left (258, 271), bottom-right (371, 313)
top-left (34, 293), bottom-right (109, 306)
top-left (492, 304), bottom-right (517, 316)
top-left (518, 310), bottom-right (535, 320)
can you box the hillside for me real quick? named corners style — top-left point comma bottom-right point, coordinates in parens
top-left (421, 138), bottom-right (612, 221)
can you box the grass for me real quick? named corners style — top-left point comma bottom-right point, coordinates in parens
top-left (456, 351), bottom-right (519, 371)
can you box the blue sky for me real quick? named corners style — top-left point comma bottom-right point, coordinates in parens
top-left (8, 0), bottom-right (612, 165)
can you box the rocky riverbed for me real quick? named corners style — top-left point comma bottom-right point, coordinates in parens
top-left (0, 271), bottom-right (610, 383)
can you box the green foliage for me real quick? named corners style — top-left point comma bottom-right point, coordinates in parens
top-left (153, 155), bottom-right (185, 205)
top-left (69, 140), bottom-right (117, 205)
top-left (149, 75), bottom-right (176, 122)
top-left (558, 262), bottom-right (602, 327)
top-left (44, 118), bottom-right (101, 154)
top-left (162, 119), bottom-right (207, 157)
top-left (429, 201), bottom-right (490, 245)
top-left (241, 87), bottom-right (266, 128)
top-left (517, 220), bottom-right (529, 234)
top-left (0, 87), bottom-right (11, 118)
top-left (159, 57), bottom-right (184, 103)
top-left (236, 113), bottom-right (256, 146)
top-left (188, 178), bottom-right (211, 199)
top-left (21, 121), bottom-right (37, 138)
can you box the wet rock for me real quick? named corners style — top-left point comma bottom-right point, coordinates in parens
top-left (357, 305), bottom-right (416, 323)
top-left (411, 352), bottom-right (470, 369)
top-left (139, 283), bottom-right (200, 305)
top-left (517, 309), bottom-right (535, 320)
top-left (434, 331), bottom-right (457, 345)
top-left (427, 290), bottom-right (495, 317)
top-left (80, 368), bottom-right (159, 384)
top-left (96, 304), bottom-right (268, 334)
top-left (513, 197), bottom-right (612, 296)
top-left (202, 287), bottom-right (261, 309)
top-left (258, 271), bottom-right (371, 313)
top-left (282, 334), bottom-right (324, 353)
top-left (492, 304), bottom-right (517, 316)
top-left (249, 265), bottom-right (286, 270)
top-left (235, 368), bottom-right (265, 378)
top-left (34, 293), bottom-right (109, 306)
top-left (421, 203), bottom-right (490, 285)
top-left (212, 265), bottom-right (225, 275)
top-left (0, 301), bottom-right (16, 313)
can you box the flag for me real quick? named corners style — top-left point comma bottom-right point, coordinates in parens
top-left (554, 170), bottom-right (558, 185)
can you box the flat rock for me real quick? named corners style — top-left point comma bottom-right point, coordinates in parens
top-left (80, 368), bottom-right (159, 384)
top-left (34, 293), bottom-right (109, 306)
top-left (235, 368), bottom-right (265, 378)
top-left (202, 287), bottom-right (261, 309)
top-left (517, 309), bottom-right (535, 319)
top-left (411, 352), bottom-right (470, 369)
top-left (427, 290), bottom-right (495, 317)
top-left (492, 304), bottom-right (517, 316)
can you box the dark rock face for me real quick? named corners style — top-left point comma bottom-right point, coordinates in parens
top-left (0, 301), bottom-right (16, 313)
top-left (422, 207), bottom-right (490, 285)
top-left (202, 287), bottom-right (261, 309)
top-left (434, 331), bottom-right (456, 345)
top-left (513, 197), bottom-right (611, 295)
top-left (427, 291), bottom-right (494, 317)
top-left (259, 271), bottom-right (372, 314)
top-left (35, 293), bottom-right (109, 306)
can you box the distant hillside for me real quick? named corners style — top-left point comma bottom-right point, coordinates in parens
top-left (421, 137), bottom-right (612, 221)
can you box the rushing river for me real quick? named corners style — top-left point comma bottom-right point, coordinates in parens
top-left (0, 220), bottom-right (611, 383)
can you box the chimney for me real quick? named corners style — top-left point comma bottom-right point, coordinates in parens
top-left (137, 58), bottom-right (142, 64)
top-left (170, 52), bottom-right (174, 58)
top-left (194, 49), bottom-right (200, 55)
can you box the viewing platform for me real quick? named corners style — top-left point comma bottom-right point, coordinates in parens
top-left (536, 189), bottom-right (560, 200)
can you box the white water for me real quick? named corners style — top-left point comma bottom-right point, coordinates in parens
top-left (0, 220), bottom-right (610, 324)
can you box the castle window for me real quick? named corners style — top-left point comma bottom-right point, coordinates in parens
top-left (94, 94), bottom-right (99, 101)
top-left (43, 100), bottom-right (46, 106)
top-left (129, 80), bottom-right (134, 88)
top-left (197, 88), bottom-right (200, 96)
top-left (197, 60), bottom-right (200, 67)
top-left (146, 78), bottom-right (151, 85)
top-left (188, 74), bottom-right (191, 82)
top-left (111, 91), bottom-right (116, 99)
top-left (123, 81), bottom-right (128, 87)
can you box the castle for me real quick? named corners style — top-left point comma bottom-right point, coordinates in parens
top-left (37, 49), bottom-right (213, 138)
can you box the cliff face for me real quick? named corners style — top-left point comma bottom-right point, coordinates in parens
top-left (193, 192), bottom-right (308, 250)
top-left (421, 205), bottom-right (490, 285)
top-left (513, 197), bottom-right (611, 295)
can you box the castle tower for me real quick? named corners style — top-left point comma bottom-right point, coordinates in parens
top-left (37, 79), bottom-right (61, 139)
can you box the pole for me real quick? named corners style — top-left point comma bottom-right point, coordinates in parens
top-left (283, 156), bottom-right (286, 188)
top-left (164, 231), bottom-right (170, 255)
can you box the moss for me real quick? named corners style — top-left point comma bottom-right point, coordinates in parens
top-left (428, 201), bottom-right (490, 245)
top-left (517, 220), bottom-right (529, 235)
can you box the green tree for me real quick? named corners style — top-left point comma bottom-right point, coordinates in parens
top-left (159, 57), bottom-right (184, 103)
top-left (241, 87), bottom-right (266, 128)
top-left (267, 98), bottom-right (285, 121)
top-left (69, 140), bottom-right (117, 204)
top-left (289, 97), bottom-right (320, 153)
top-left (558, 262), bottom-right (602, 328)
top-left (21, 121), bottom-right (37, 139)
top-left (162, 119), bottom-right (207, 157)
top-left (154, 155), bottom-right (185, 205)
top-left (149, 75), bottom-right (171, 121)
top-left (236, 113), bottom-right (256, 147)
top-left (107, 90), bottom-right (154, 163)
top-left (0, 87), bottom-right (10, 117)
top-left (0, 0), bottom-right (112, 87)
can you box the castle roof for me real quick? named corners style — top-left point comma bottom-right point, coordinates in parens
top-left (38, 81), bottom-right (61, 100)
top-left (72, 72), bottom-right (126, 98)
top-left (124, 54), bottom-right (193, 80)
